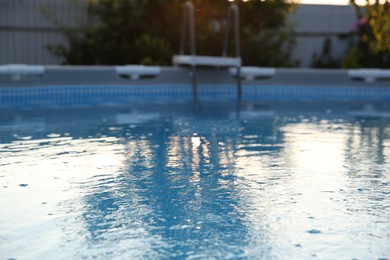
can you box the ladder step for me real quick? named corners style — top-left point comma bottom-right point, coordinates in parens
top-left (173, 55), bottom-right (241, 67)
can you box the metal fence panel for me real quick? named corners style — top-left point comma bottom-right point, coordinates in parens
top-left (0, 0), bottom-right (88, 65)
top-left (0, 0), bottom-right (357, 67)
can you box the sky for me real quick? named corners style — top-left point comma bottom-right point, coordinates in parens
top-left (300, 0), bottom-right (351, 4)
top-left (232, 0), bottom-right (388, 6)
top-left (298, 0), bottom-right (387, 5)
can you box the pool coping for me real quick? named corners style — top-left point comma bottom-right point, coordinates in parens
top-left (0, 65), bottom-right (389, 87)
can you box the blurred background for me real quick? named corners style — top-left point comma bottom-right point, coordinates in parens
top-left (0, 0), bottom-right (389, 68)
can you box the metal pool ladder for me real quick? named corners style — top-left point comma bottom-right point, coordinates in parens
top-left (172, 1), bottom-right (242, 102)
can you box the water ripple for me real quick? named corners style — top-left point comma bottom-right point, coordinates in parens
top-left (1, 108), bottom-right (390, 259)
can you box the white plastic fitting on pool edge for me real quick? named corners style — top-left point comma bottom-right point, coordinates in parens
top-left (116, 65), bottom-right (161, 80)
top-left (348, 69), bottom-right (390, 83)
top-left (0, 64), bottom-right (45, 80)
top-left (229, 67), bottom-right (276, 81)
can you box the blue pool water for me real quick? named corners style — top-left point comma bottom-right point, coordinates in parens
top-left (0, 103), bottom-right (389, 259)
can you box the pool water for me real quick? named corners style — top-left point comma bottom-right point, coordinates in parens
top-left (0, 104), bottom-right (389, 259)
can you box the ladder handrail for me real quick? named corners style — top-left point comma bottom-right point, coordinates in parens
top-left (180, 1), bottom-right (196, 57)
top-left (178, 1), bottom-right (242, 103)
top-left (180, 1), bottom-right (197, 102)
top-left (223, 4), bottom-right (242, 101)
top-left (223, 4), bottom-right (241, 60)
top-left (222, 4), bottom-right (242, 101)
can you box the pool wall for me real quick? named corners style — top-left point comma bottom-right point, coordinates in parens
top-left (1, 66), bottom-right (390, 109)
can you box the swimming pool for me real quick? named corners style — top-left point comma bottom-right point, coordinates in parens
top-left (1, 66), bottom-right (390, 259)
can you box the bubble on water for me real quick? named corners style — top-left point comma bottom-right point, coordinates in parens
top-left (307, 229), bottom-right (321, 234)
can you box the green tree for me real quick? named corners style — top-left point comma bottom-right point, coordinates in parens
top-left (48, 0), bottom-right (297, 67)
top-left (342, 0), bottom-right (390, 68)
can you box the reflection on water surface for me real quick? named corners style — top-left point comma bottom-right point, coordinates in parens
top-left (0, 106), bottom-right (389, 259)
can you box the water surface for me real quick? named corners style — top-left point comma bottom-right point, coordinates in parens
top-left (1, 105), bottom-right (389, 259)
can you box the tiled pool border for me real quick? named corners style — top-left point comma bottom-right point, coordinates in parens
top-left (1, 83), bottom-right (390, 109)
top-left (1, 66), bottom-right (390, 109)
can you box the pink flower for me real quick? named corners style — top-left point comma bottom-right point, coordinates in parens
top-left (352, 17), bottom-right (368, 33)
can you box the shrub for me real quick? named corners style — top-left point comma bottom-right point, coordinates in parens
top-left (47, 0), bottom-right (298, 67)
top-left (342, 0), bottom-right (390, 68)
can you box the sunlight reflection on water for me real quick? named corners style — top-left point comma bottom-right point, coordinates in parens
top-left (0, 107), bottom-right (389, 259)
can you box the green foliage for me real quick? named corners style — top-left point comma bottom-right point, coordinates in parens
top-left (366, 3), bottom-right (390, 54)
top-left (342, 47), bottom-right (360, 68)
top-left (342, 1), bottom-right (390, 68)
top-left (241, 24), bottom-right (298, 67)
top-left (47, 0), bottom-right (297, 66)
top-left (311, 38), bottom-right (341, 68)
